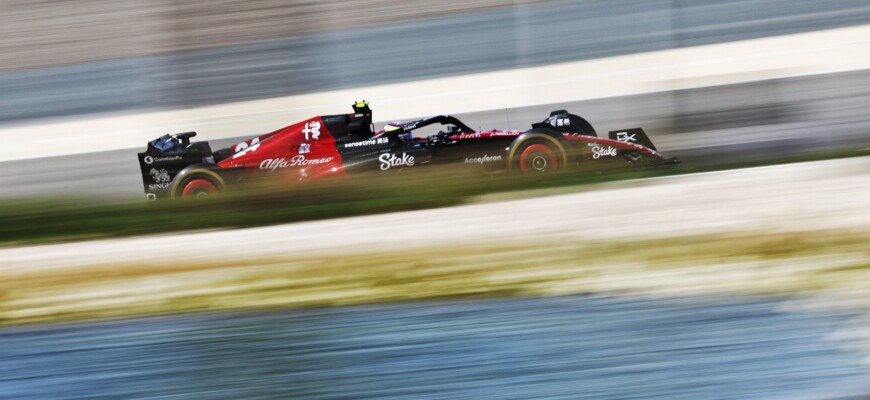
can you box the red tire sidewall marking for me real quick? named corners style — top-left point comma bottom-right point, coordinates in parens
top-left (181, 178), bottom-right (219, 197)
top-left (519, 143), bottom-right (559, 173)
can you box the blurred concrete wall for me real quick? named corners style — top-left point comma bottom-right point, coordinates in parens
top-left (1, 0), bottom-right (547, 73)
top-left (0, 0), bottom-right (868, 126)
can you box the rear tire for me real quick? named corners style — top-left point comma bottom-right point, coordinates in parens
top-left (180, 178), bottom-right (220, 199)
top-left (518, 143), bottom-right (561, 174)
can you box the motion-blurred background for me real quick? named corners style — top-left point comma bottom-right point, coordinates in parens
top-left (2, 1), bottom-right (870, 399)
top-left (1, 0), bottom-right (867, 123)
top-left (2, 0), bottom-right (870, 198)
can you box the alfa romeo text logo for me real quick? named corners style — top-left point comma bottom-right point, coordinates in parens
top-left (259, 156), bottom-right (334, 172)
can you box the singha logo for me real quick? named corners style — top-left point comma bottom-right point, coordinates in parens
top-left (150, 168), bottom-right (170, 183)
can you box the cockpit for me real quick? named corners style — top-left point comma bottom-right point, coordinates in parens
top-left (383, 115), bottom-right (473, 138)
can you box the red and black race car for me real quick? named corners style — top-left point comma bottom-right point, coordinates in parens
top-left (137, 101), bottom-right (678, 200)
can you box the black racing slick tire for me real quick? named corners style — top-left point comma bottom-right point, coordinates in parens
top-left (180, 177), bottom-right (220, 199)
top-left (518, 142), bottom-right (561, 174)
top-left (509, 132), bottom-right (568, 174)
top-left (170, 167), bottom-right (225, 199)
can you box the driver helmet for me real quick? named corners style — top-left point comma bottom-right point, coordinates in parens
top-left (384, 122), bottom-right (412, 141)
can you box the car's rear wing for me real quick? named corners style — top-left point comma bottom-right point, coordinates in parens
top-left (137, 132), bottom-right (213, 200)
top-left (608, 128), bottom-right (657, 151)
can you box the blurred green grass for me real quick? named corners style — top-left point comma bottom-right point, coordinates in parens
top-left (0, 149), bottom-right (864, 247)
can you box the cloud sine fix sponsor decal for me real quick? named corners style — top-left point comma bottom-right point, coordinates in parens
top-left (464, 154), bottom-right (503, 164)
top-left (592, 145), bottom-right (618, 159)
top-left (144, 155), bottom-right (181, 164)
top-left (260, 156), bottom-right (334, 172)
top-left (379, 153), bottom-right (415, 171)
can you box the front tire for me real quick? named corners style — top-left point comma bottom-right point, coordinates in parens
top-left (518, 143), bottom-right (561, 174)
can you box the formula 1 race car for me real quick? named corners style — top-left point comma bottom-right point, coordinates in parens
top-left (137, 101), bottom-right (678, 200)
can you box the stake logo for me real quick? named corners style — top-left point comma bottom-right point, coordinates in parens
top-left (379, 153), bottom-right (415, 171)
top-left (592, 145), bottom-right (618, 159)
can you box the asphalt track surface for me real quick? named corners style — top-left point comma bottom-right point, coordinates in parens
top-left (1, 69), bottom-right (867, 200)
top-left (2, 0), bottom-right (870, 123)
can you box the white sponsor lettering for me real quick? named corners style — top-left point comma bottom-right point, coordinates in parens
top-left (548, 116), bottom-right (571, 127)
top-left (144, 155), bottom-right (181, 164)
top-left (491, 131), bottom-right (522, 137)
top-left (259, 156), bottom-right (335, 172)
top-left (149, 168), bottom-right (170, 183)
top-left (344, 136), bottom-right (389, 148)
top-left (291, 155), bottom-right (333, 167)
top-left (616, 131), bottom-right (637, 143)
top-left (148, 183), bottom-right (171, 191)
top-left (464, 154), bottom-right (503, 164)
top-left (260, 158), bottom-right (289, 172)
top-left (379, 153), bottom-right (415, 171)
top-left (592, 145), bottom-right (618, 159)
top-left (302, 121), bottom-right (321, 141)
